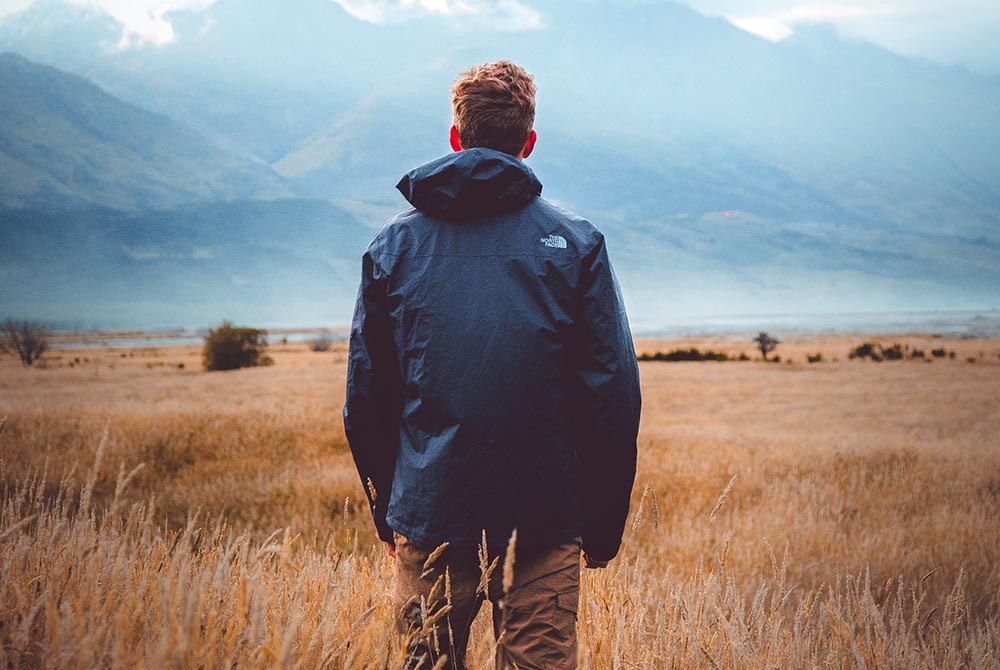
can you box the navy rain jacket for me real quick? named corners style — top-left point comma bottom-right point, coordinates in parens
top-left (344, 147), bottom-right (641, 561)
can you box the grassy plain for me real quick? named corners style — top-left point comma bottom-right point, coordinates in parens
top-left (1, 334), bottom-right (998, 668)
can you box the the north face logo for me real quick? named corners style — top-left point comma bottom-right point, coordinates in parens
top-left (541, 234), bottom-right (567, 249)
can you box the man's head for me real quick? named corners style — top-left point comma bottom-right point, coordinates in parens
top-left (450, 60), bottom-right (537, 160)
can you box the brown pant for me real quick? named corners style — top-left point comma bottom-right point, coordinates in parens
top-left (393, 531), bottom-right (581, 670)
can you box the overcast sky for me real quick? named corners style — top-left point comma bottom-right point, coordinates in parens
top-left (1, 0), bottom-right (998, 74)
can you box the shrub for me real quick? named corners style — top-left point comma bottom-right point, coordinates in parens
top-left (881, 343), bottom-right (905, 360)
top-left (638, 348), bottom-right (729, 362)
top-left (849, 342), bottom-right (877, 360)
top-left (309, 334), bottom-right (334, 352)
top-left (850, 342), bottom-right (917, 362)
top-left (664, 348), bottom-right (728, 362)
top-left (1, 319), bottom-right (50, 366)
top-left (931, 348), bottom-right (947, 358)
top-left (807, 353), bottom-right (823, 363)
top-left (737, 352), bottom-right (751, 361)
top-left (202, 322), bottom-right (273, 371)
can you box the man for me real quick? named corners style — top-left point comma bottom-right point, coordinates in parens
top-left (344, 60), bottom-right (641, 670)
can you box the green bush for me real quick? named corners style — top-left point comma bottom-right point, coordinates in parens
top-left (807, 353), bottom-right (823, 363)
top-left (203, 322), bottom-right (273, 371)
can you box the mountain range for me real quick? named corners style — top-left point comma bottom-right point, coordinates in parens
top-left (0, 53), bottom-right (288, 209)
top-left (1, 0), bottom-right (998, 329)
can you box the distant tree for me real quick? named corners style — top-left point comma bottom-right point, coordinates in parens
top-left (752, 331), bottom-right (780, 361)
top-left (202, 322), bottom-right (273, 371)
top-left (1, 319), bottom-right (49, 366)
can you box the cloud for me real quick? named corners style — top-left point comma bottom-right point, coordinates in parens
top-left (42, 0), bottom-right (539, 48)
top-left (63, 0), bottom-right (216, 47)
top-left (729, 15), bottom-right (795, 40)
top-left (0, 0), bottom-right (33, 17)
top-left (726, 3), bottom-right (908, 41)
top-left (680, 0), bottom-right (1000, 72)
top-left (331, 0), bottom-right (543, 30)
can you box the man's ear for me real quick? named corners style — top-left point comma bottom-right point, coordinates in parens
top-left (449, 125), bottom-right (463, 152)
top-left (520, 129), bottom-right (537, 159)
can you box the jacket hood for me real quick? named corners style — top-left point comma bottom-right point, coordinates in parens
top-left (396, 147), bottom-right (542, 219)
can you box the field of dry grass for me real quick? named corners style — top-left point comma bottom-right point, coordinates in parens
top-left (1, 334), bottom-right (998, 668)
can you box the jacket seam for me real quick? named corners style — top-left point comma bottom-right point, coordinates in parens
top-left (372, 250), bottom-right (586, 262)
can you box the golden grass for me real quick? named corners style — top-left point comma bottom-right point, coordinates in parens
top-left (1, 336), bottom-right (999, 668)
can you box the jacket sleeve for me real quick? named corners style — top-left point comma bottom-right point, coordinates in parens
top-left (343, 247), bottom-right (402, 543)
top-left (571, 233), bottom-right (642, 561)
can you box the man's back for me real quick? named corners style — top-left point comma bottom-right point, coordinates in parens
top-left (346, 147), bottom-right (641, 559)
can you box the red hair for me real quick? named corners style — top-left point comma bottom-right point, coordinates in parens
top-left (451, 60), bottom-right (536, 157)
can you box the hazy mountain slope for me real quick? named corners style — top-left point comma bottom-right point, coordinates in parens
top-left (0, 52), bottom-right (290, 209)
top-left (0, 199), bottom-right (373, 328)
top-left (596, 210), bottom-right (1000, 321)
